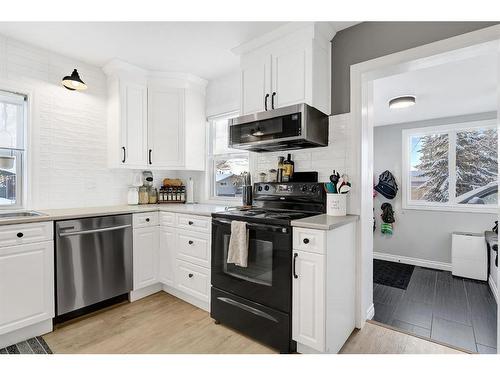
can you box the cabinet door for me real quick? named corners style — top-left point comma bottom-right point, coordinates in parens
top-left (133, 226), bottom-right (159, 290)
top-left (271, 46), bottom-right (309, 109)
top-left (159, 226), bottom-right (175, 286)
top-left (120, 81), bottom-right (148, 167)
top-left (0, 241), bottom-right (54, 335)
top-left (292, 250), bottom-right (325, 352)
top-left (147, 87), bottom-right (185, 168)
top-left (240, 56), bottom-right (271, 115)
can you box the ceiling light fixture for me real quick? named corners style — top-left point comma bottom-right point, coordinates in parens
top-left (62, 69), bottom-right (87, 91)
top-left (388, 95), bottom-right (416, 109)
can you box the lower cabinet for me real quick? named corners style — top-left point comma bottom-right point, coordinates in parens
top-left (159, 226), bottom-right (175, 286)
top-left (133, 226), bottom-right (160, 290)
top-left (132, 212), bottom-right (211, 310)
top-left (0, 240), bottom-right (54, 336)
top-left (292, 250), bottom-right (325, 352)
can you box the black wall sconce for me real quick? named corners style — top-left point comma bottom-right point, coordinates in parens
top-left (62, 69), bottom-right (87, 91)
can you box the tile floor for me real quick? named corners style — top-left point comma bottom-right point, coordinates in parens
top-left (373, 264), bottom-right (497, 353)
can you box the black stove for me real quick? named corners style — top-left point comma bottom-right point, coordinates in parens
top-left (212, 182), bottom-right (326, 226)
top-left (210, 182), bottom-right (325, 353)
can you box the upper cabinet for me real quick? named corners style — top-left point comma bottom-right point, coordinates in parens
top-left (104, 60), bottom-right (207, 171)
top-left (234, 22), bottom-right (334, 116)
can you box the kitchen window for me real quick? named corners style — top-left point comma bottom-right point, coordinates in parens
top-left (208, 112), bottom-right (249, 199)
top-left (0, 90), bottom-right (27, 209)
top-left (402, 120), bottom-right (498, 212)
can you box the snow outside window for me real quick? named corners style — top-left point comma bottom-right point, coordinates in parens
top-left (402, 120), bottom-right (498, 212)
top-left (0, 90), bottom-right (26, 209)
top-left (208, 113), bottom-right (249, 199)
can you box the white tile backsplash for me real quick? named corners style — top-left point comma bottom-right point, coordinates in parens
top-left (252, 114), bottom-right (352, 183)
top-left (0, 33), bottom-right (134, 210)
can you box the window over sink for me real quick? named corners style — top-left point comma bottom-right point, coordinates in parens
top-left (0, 90), bottom-right (27, 209)
top-left (208, 112), bottom-right (249, 199)
top-left (402, 119), bottom-right (498, 212)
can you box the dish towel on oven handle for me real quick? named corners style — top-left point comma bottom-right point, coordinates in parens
top-left (227, 221), bottom-right (249, 268)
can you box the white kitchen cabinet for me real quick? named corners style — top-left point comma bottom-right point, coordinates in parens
top-left (133, 226), bottom-right (160, 290)
top-left (240, 55), bottom-right (271, 115)
top-left (0, 240), bottom-right (54, 336)
top-left (292, 222), bottom-right (356, 354)
top-left (104, 60), bottom-right (207, 171)
top-left (159, 226), bottom-right (175, 286)
top-left (235, 22), bottom-right (334, 116)
top-left (292, 250), bottom-right (325, 352)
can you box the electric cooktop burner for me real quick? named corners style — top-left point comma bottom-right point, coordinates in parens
top-left (214, 208), bottom-right (316, 225)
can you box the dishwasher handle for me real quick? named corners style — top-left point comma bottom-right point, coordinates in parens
top-left (58, 224), bottom-right (132, 237)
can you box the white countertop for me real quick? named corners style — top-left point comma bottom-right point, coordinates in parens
top-left (0, 203), bottom-right (231, 225)
top-left (291, 214), bottom-right (359, 230)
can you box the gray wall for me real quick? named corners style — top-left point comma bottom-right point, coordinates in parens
top-left (373, 112), bottom-right (497, 265)
top-left (331, 22), bottom-right (498, 115)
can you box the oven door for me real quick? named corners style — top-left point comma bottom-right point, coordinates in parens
top-left (211, 218), bottom-right (292, 313)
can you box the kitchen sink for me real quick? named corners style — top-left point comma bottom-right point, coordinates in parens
top-left (0, 210), bottom-right (47, 219)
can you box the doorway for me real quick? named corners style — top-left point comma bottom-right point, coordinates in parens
top-left (351, 27), bottom-right (500, 353)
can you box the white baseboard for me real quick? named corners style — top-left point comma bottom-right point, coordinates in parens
top-left (129, 283), bottom-right (163, 302)
top-left (366, 303), bottom-right (375, 320)
top-left (488, 275), bottom-right (498, 303)
top-left (0, 319), bottom-right (52, 349)
top-left (374, 251), bottom-right (452, 271)
top-left (163, 285), bottom-right (209, 312)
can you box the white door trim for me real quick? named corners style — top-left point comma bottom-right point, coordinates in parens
top-left (349, 25), bottom-right (500, 338)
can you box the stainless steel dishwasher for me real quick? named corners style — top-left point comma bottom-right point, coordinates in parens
top-left (55, 214), bottom-right (133, 318)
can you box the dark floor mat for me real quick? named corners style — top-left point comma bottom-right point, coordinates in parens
top-left (374, 259), bottom-right (415, 290)
top-left (0, 336), bottom-right (52, 354)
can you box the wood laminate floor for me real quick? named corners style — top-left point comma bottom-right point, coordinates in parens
top-left (43, 291), bottom-right (465, 354)
top-left (373, 264), bottom-right (498, 353)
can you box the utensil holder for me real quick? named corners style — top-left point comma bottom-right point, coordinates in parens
top-left (327, 193), bottom-right (347, 216)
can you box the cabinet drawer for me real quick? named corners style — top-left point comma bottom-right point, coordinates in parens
top-left (293, 227), bottom-right (326, 254)
top-left (175, 259), bottom-right (209, 302)
top-left (159, 212), bottom-right (176, 227)
top-left (133, 212), bottom-right (159, 228)
top-left (0, 221), bottom-right (53, 248)
top-left (176, 214), bottom-right (210, 233)
top-left (176, 230), bottom-right (210, 267)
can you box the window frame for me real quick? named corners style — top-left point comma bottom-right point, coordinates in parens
top-left (206, 111), bottom-right (249, 202)
top-left (0, 90), bottom-right (27, 210)
top-left (402, 119), bottom-right (498, 213)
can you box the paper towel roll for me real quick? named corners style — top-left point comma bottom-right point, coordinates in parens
top-left (186, 177), bottom-right (194, 203)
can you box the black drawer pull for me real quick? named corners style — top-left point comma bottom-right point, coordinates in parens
top-left (188, 221), bottom-right (194, 225)
top-left (188, 240), bottom-right (194, 245)
top-left (17, 232), bottom-right (24, 238)
top-left (188, 273), bottom-right (193, 278)
top-left (303, 238), bottom-right (309, 244)
top-left (145, 218), bottom-right (150, 222)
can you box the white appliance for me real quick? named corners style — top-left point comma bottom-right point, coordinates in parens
top-left (452, 232), bottom-right (487, 281)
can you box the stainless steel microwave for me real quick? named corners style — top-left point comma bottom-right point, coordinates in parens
top-left (228, 103), bottom-right (329, 152)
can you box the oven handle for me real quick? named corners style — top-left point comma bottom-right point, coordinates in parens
top-left (217, 297), bottom-right (278, 323)
top-left (212, 218), bottom-right (288, 233)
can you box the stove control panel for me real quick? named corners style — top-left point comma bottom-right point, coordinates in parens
top-left (254, 182), bottom-right (324, 198)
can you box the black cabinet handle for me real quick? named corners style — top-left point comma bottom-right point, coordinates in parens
top-left (145, 218), bottom-right (150, 222)
top-left (148, 149), bottom-right (152, 165)
top-left (264, 93), bottom-right (269, 111)
top-left (121, 147), bottom-right (126, 163)
top-left (188, 240), bottom-right (193, 245)
top-left (17, 232), bottom-right (24, 238)
top-left (271, 92), bottom-right (276, 109)
top-left (188, 273), bottom-right (193, 278)
top-left (303, 238), bottom-right (309, 244)
top-left (293, 253), bottom-right (298, 279)
top-left (188, 221), bottom-right (194, 225)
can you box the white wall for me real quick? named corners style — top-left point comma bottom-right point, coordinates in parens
top-left (373, 112), bottom-right (497, 265)
top-left (0, 34), bottom-right (135, 210)
top-left (205, 71), bottom-right (240, 117)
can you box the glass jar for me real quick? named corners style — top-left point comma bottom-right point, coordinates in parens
top-left (148, 187), bottom-right (158, 204)
top-left (138, 186), bottom-right (149, 204)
